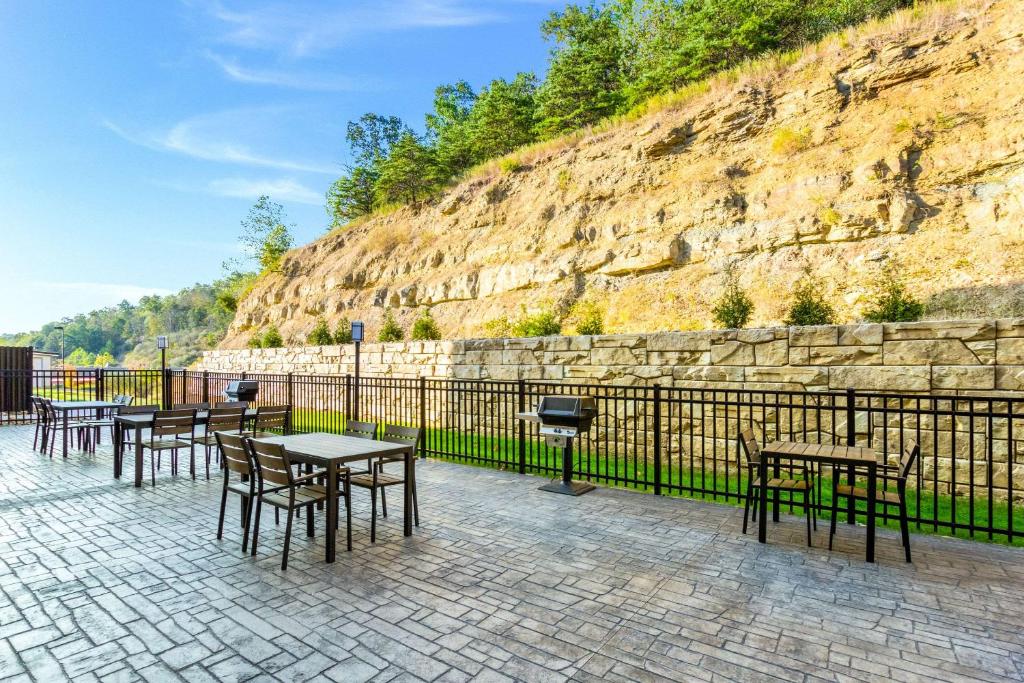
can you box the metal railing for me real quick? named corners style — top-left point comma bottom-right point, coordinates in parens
top-left (2, 368), bottom-right (1020, 542)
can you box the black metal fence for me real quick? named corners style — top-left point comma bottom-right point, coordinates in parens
top-left (3, 368), bottom-right (1021, 543)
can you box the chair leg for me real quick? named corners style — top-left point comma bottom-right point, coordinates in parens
top-left (345, 477), bottom-right (352, 551)
top-left (829, 480), bottom-right (839, 551)
top-left (742, 483), bottom-right (752, 534)
top-left (250, 499), bottom-right (262, 556)
top-left (805, 489), bottom-right (813, 547)
top-left (811, 481), bottom-right (817, 531)
top-left (370, 486), bottom-right (378, 544)
top-left (151, 453), bottom-right (156, 487)
top-left (241, 496), bottom-right (252, 553)
top-left (899, 500), bottom-right (912, 563)
top-left (217, 486), bottom-right (228, 540)
top-left (189, 445), bottom-right (195, 480)
top-left (381, 486), bottom-right (388, 518)
top-left (282, 507), bottom-right (293, 571)
top-left (413, 485), bottom-right (419, 527)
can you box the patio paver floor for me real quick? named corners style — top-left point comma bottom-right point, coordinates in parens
top-left (0, 425), bottom-right (1022, 682)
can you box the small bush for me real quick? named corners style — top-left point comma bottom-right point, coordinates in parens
top-left (378, 309), bottom-right (405, 342)
top-left (307, 317), bottom-right (334, 346)
top-left (499, 157), bottom-right (524, 174)
top-left (784, 271), bottom-right (837, 326)
top-left (571, 300), bottom-right (604, 335)
top-left (511, 309), bottom-right (562, 337)
top-left (247, 335), bottom-right (263, 349)
top-left (556, 169), bottom-right (572, 192)
top-left (334, 316), bottom-right (353, 344)
top-left (863, 272), bottom-right (924, 323)
top-left (262, 326), bottom-right (284, 348)
top-left (410, 308), bottom-right (442, 341)
top-left (712, 265), bottom-right (754, 329)
top-left (483, 317), bottom-right (512, 338)
top-left (771, 126), bottom-right (811, 155)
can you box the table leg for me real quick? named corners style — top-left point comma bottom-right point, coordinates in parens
top-left (134, 426), bottom-right (143, 488)
top-left (866, 463), bottom-right (877, 563)
top-left (846, 464), bottom-right (855, 524)
top-left (62, 411), bottom-right (69, 458)
top-left (325, 461), bottom-right (337, 563)
top-left (772, 457), bottom-right (780, 522)
top-left (758, 453), bottom-right (768, 543)
top-left (404, 447), bottom-right (413, 537)
top-left (113, 422), bottom-right (121, 478)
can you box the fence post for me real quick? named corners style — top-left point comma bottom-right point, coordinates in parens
top-left (162, 368), bottom-right (170, 409)
top-left (287, 372), bottom-right (294, 409)
top-left (418, 376), bottom-right (427, 459)
top-left (96, 368), bottom-right (105, 402)
top-left (202, 371), bottom-right (209, 404)
top-left (344, 374), bottom-right (351, 421)
top-left (846, 386), bottom-right (856, 525)
top-left (517, 379), bottom-right (526, 475)
top-left (653, 384), bottom-right (662, 496)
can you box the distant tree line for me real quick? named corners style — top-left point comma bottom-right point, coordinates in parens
top-left (326, 0), bottom-right (909, 225)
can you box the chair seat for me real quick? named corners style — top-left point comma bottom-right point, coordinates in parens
top-left (261, 485), bottom-right (328, 509)
top-left (250, 431), bottom-right (280, 439)
top-left (81, 419), bottom-right (115, 427)
top-left (141, 439), bottom-right (192, 451)
top-left (835, 484), bottom-right (902, 505)
top-left (752, 477), bottom-right (811, 491)
top-left (350, 472), bottom-right (404, 488)
top-left (228, 482), bottom-right (253, 496)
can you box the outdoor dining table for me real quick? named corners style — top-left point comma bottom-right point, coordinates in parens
top-left (50, 400), bottom-right (121, 459)
top-left (252, 432), bottom-right (416, 563)
top-left (113, 409), bottom-right (257, 486)
top-left (759, 440), bottom-right (879, 562)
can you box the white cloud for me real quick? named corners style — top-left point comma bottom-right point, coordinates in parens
top-left (203, 51), bottom-right (378, 91)
top-left (201, 0), bottom-right (506, 56)
top-left (103, 110), bottom-right (338, 175)
top-left (207, 177), bottom-right (322, 205)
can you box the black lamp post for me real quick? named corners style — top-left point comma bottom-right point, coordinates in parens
top-left (54, 326), bottom-right (65, 366)
top-left (157, 335), bottom-right (168, 409)
top-left (351, 321), bottom-right (364, 420)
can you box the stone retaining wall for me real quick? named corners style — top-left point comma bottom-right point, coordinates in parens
top-left (198, 319), bottom-right (1024, 394)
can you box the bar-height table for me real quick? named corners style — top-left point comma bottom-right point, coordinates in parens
top-left (759, 441), bottom-right (879, 562)
top-left (50, 400), bottom-right (121, 459)
top-left (114, 409), bottom-right (257, 486)
top-left (253, 432), bottom-right (416, 563)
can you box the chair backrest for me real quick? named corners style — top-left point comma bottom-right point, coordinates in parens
top-left (215, 400), bottom-right (248, 409)
top-left (254, 405), bottom-right (290, 432)
top-left (381, 424), bottom-right (420, 455)
top-left (898, 440), bottom-right (919, 481)
top-left (116, 394), bottom-right (135, 406)
top-left (173, 402), bottom-right (210, 411)
top-left (41, 399), bottom-right (56, 421)
top-left (738, 428), bottom-right (761, 466)
top-left (247, 438), bottom-right (293, 489)
top-left (152, 409), bottom-right (196, 438)
top-left (206, 407), bottom-right (245, 434)
top-left (344, 420), bottom-right (378, 439)
top-left (118, 404), bottom-right (159, 415)
top-left (215, 432), bottom-right (251, 476)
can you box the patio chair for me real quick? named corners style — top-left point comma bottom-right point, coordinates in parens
top-left (116, 404), bottom-right (160, 455)
top-left (214, 432), bottom-right (257, 552)
top-left (173, 402), bottom-right (210, 411)
top-left (188, 407), bottom-right (245, 479)
top-left (30, 396), bottom-right (46, 451)
top-left (140, 409), bottom-right (196, 485)
top-left (343, 419), bottom-right (378, 475)
top-left (247, 438), bottom-right (347, 570)
top-left (829, 440), bottom-right (919, 562)
top-left (41, 399), bottom-right (93, 457)
top-left (215, 401), bottom-right (248, 409)
top-left (739, 428), bottom-right (816, 547)
top-left (350, 424), bottom-right (420, 543)
top-left (249, 405), bottom-right (290, 439)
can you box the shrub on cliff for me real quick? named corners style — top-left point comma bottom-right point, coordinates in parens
top-left (411, 308), bottom-right (442, 341)
top-left (863, 271), bottom-right (924, 323)
top-left (785, 271), bottom-right (837, 326)
top-left (570, 300), bottom-right (604, 335)
top-left (378, 309), bottom-right (405, 342)
top-left (334, 317), bottom-right (353, 344)
top-left (307, 318), bottom-right (334, 346)
top-left (511, 308), bottom-right (562, 337)
top-left (262, 326), bottom-right (284, 348)
top-left (711, 264), bottom-right (753, 329)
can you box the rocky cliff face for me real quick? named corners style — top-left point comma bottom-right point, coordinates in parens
top-left (223, 0), bottom-right (1024, 348)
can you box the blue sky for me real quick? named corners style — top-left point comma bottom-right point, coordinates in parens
top-left (0, 0), bottom-right (560, 333)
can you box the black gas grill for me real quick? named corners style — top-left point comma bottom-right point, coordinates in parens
top-left (223, 380), bottom-right (259, 403)
top-left (533, 395), bottom-right (598, 496)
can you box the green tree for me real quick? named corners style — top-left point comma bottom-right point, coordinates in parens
top-left (326, 114), bottom-right (407, 226)
top-left (469, 73), bottom-right (539, 161)
top-left (65, 347), bottom-right (95, 367)
top-left (570, 300), bottom-right (604, 335)
top-left (426, 81), bottom-right (477, 179)
top-left (307, 318), bottom-right (334, 345)
top-left (410, 308), bottom-right (442, 341)
top-left (326, 166), bottom-right (377, 225)
top-left (334, 317), bottom-right (353, 344)
top-left (375, 132), bottom-right (441, 208)
top-left (712, 264), bottom-right (754, 329)
top-left (262, 326), bottom-right (284, 348)
top-left (247, 335), bottom-right (263, 349)
top-left (238, 195), bottom-right (294, 272)
top-left (378, 309), bottom-right (405, 342)
top-left (863, 270), bottom-right (924, 323)
top-left (535, 4), bottom-right (624, 139)
top-left (785, 270), bottom-right (837, 326)
top-left (93, 351), bottom-right (116, 367)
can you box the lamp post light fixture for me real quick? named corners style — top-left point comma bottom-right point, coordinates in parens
top-left (351, 321), bottom-right (364, 420)
top-left (157, 336), bottom-right (169, 409)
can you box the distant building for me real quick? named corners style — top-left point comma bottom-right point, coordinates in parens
top-left (32, 351), bottom-right (60, 371)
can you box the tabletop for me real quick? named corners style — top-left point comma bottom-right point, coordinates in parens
top-left (51, 400), bottom-right (121, 411)
top-left (253, 432), bottom-right (410, 464)
top-left (762, 440), bottom-right (876, 464)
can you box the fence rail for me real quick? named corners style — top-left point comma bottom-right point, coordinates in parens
top-left (2, 368), bottom-right (1021, 543)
